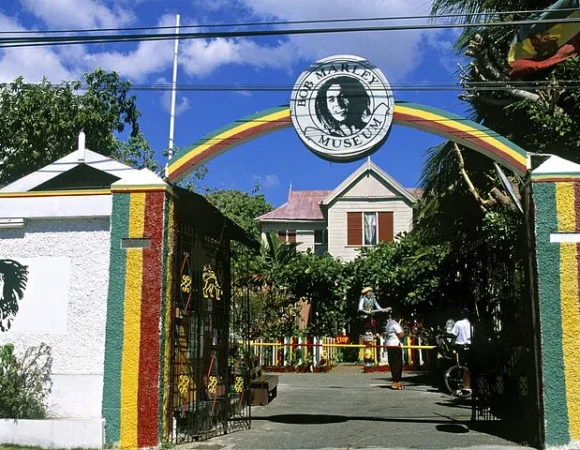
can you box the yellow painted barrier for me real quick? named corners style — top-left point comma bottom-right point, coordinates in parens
top-left (250, 342), bottom-right (436, 350)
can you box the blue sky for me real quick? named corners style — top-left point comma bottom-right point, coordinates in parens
top-left (0, 0), bottom-right (468, 207)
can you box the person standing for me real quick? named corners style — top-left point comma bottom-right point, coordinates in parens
top-left (385, 311), bottom-right (406, 390)
top-left (357, 287), bottom-right (389, 333)
top-left (450, 308), bottom-right (472, 394)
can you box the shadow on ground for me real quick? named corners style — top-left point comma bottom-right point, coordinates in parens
top-left (253, 413), bottom-right (470, 426)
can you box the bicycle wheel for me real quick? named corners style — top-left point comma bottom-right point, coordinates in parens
top-left (444, 365), bottom-right (472, 398)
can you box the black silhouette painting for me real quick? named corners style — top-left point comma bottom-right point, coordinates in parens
top-left (0, 259), bottom-right (29, 332)
top-left (314, 76), bottom-right (371, 137)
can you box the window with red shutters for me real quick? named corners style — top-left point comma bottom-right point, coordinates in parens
top-left (347, 212), bottom-right (363, 246)
top-left (288, 230), bottom-right (296, 243)
top-left (378, 212), bottom-right (394, 242)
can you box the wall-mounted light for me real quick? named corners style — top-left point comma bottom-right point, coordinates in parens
top-left (0, 218), bottom-right (25, 229)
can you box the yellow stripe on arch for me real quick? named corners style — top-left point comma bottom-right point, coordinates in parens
top-left (167, 102), bottom-right (529, 183)
top-left (393, 105), bottom-right (527, 174)
top-left (120, 192), bottom-right (146, 449)
top-left (556, 182), bottom-right (580, 440)
top-left (168, 108), bottom-right (291, 178)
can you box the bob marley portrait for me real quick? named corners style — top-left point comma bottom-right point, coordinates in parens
top-left (0, 259), bottom-right (29, 332)
top-left (314, 75), bottom-right (371, 137)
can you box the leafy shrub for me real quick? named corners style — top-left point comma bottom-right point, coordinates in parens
top-left (0, 343), bottom-right (53, 419)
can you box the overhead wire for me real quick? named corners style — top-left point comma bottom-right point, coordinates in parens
top-left (2, 15), bottom-right (580, 48)
top-left (0, 7), bottom-right (576, 36)
top-left (6, 80), bottom-right (580, 93)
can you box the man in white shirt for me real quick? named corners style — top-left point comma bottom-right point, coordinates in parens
top-left (450, 308), bottom-right (472, 394)
top-left (451, 315), bottom-right (471, 345)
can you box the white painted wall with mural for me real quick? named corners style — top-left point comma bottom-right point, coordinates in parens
top-left (0, 217), bottom-right (111, 419)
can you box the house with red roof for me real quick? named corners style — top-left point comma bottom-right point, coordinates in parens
top-left (256, 159), bottom-right (421, 262)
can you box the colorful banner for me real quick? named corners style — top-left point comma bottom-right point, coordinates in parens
top-left (508, 0), bottom-right (580, 77)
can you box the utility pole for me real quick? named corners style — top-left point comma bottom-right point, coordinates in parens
top-left (165, 14), bottom-right (180, 178)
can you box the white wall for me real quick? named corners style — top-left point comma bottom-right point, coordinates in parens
top-left (327, 198), bottom-right (413, 262)
top-left (0, 217), bottom-right (111, 419)
top-left (261, 221), bottom-right (326, 253)
top-left (0, 419), bottom-right (104, 449)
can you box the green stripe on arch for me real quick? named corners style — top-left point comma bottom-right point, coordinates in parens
top-left (534, 182), bottom-right (570, 446)
top-left (102, 193), bottom-right (131, 445)
top-left (166, 102), bottom-right (529, 184)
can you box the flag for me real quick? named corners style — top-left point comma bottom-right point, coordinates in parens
top-left (508, 0), bottom-right (580, 78)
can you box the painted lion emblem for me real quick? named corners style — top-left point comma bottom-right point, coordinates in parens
top-left (0, 259), bottom-right (29, 332)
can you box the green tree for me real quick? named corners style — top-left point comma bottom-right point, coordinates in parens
top-left (277, 251), bottom-right (348, 337)
top-left (0, 69), bottom-right (156, 186)
top-left (205, 189), bottom-right (273, 241)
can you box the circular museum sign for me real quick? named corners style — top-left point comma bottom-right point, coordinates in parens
top-left (290, 54), bottom-right (394, 162)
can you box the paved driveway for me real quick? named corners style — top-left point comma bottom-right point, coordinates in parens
top-left (178, 366), bottom-right (536, 450)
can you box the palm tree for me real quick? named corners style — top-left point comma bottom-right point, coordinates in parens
top-left (431, 0), bottom-right (580, 160)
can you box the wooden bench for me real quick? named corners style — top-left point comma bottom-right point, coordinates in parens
top-left (249, 363), bottom-right (279, 406)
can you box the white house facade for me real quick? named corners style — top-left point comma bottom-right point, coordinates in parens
top-left (257, 159), bottom-right (420, 262)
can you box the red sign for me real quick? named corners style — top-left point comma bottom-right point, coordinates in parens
top-left (336, 335), bottom-right (350, 345)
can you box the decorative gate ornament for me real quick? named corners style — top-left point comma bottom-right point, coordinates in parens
top-left (234, 376), bottom-right (244, 393)
top-left (202, 265), bottom-right (222, 301)
top-left (290, 54), bottom-right (394, 162)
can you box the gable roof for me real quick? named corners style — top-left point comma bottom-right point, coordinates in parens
top-left (0, 145), bottom-right (139, 193)
top-left (321, 159), bottom-right (417, 205)
top-left (256, 190), bottom-right (331, 222)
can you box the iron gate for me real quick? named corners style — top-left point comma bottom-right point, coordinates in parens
top-left (469, 192), bottom-right (542, 448)
top-left (171, 222), bottom-right (252, 443)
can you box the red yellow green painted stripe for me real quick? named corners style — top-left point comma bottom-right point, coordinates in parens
top-left (166, 102), bottom-right (529, 183)
top-left (393, 102), bottom-right (528, 176)
top-left (533, 178), bottom-right (580, 446)
top-left (0, 189), bottom-right (110, 198)
top-left (103, 190), bottom-right (172, 449)
top-left (168, 106), bottom-right (291, 182)
top-left (120, 192), bottom-right (146, 448)
top-left (159, 197), bottom-right (175, 441)
top-left (532, 172), bottom-right (580, 183)
top-left (555, 182), bottom-right (580, 442)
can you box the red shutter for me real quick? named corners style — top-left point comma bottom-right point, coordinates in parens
top-left (378, 212), bottom-right (394, 242)
top-left (347, 212), bottom-right (362, 246)
top-left (288, 230), bottom-right (296, 243)
top-left (278, 230), bottom-right (286, 242)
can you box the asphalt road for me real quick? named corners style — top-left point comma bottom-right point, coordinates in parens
top-left (177, 365), bottom-right (536, 450)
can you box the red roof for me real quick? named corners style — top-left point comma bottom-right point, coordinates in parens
top-left (257, 187), bottom-right (422, 222)
top-left (257, 190), bottom-right (331, 221)
top-left (407, 188), bottom-right (423, 200)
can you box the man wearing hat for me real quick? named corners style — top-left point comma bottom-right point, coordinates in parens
top-left (358, 287), bottom-right (390, 332)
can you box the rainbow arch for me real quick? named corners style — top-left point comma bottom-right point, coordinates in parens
top-left (167, 101), bottom-right (529, 183)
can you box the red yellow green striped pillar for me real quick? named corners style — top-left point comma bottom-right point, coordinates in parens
top-left (102, 179), bottom-right (175, 449)
top-left (533, 170), bottom-right (580, 447)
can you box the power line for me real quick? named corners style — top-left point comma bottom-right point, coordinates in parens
top-left (6, 80), bottom-right (580, 93)
top-left (0, 7), bottom-right (576, 36)
top-left (2, 16), bottom-right (580, 49)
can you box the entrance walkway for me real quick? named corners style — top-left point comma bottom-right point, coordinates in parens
top-left (179, 365), bottom-right (535, 450)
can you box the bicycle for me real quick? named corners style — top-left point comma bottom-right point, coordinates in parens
top-left (443, 344), bottom-right (472, 399)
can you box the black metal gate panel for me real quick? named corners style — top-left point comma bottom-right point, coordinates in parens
top-left (171, 223), bottom-right (251, 443)
top-left (469, 208), bottom-right (541, 447)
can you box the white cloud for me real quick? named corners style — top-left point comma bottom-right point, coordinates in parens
top-left (0, 14), bottom-right (77, 82)
top-left (180, 38), bottom-right (296, 77)
top-left (237, 0), bottom-right (435, 81)
top-left (253, 174), bottom-right (280, 189)
top-left (20, 0), bottom-right (134, 29)
top-left (81, 39), bottom-right (174, 81)
top-left (157, 78), bottom-right (191, 116)
top-left (0, 0), bottom-right (455, 87)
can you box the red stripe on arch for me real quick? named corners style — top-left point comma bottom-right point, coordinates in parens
top-left (169, 119), bottom-right (291, 182)
top-left (137, 191), bottom-right (165, 447)
top-left (394, 112), bottom-right (526, 175)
